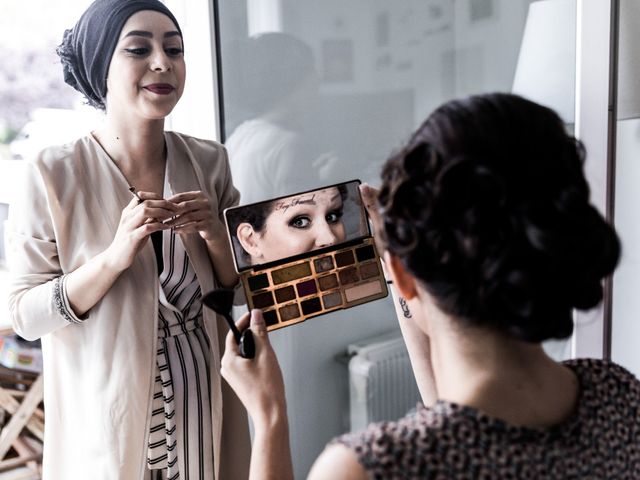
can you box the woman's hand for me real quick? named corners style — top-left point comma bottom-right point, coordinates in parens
top-left (105, 191), bottom-right (175, 272)
top-left (165, 191), bottom-right (224, 242)
top-left (359, 183), bottom-right (385, 255)
top-left (221, 310), bottom-right (287, 430)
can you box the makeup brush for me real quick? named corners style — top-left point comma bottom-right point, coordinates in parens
top-left (203, 288), bottom-right (255, 359)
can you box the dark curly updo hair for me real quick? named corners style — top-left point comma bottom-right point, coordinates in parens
top-left (378, 93), bottom-right (620, 343)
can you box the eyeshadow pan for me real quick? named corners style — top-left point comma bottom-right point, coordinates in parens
top-left (262, 309), bottom-right (279, 326)
top-left (318, 274), bottom-right (339, 291)
top-left (345, 280), bottom-right (383, 303)
top-left (252, 291), bottom-right (275, 309)
top-left (314, 256), bottom-right (334, 273)
top-left (360, 262), bottom-right (380, 279)
top-left (334, 250), bottom-right (355, 267)
top-left (356, 245), bottom-right (376, 262)
top-left (247, 273), bottom-right (270, 291)
top-left (275, 286), bottom-right (296, 303)
top-left (296, 279), bottom-right (317, 297)
top-left (272, 262), bottom-right (312, 285)
top-left (339, 267), bottom-right (360, 285)
top-left (301, 297), bottom-right (322, 315)
top-left (279, 304), bottom-right (300, 321)
top-left (322, 291), bottom-right (342, 309)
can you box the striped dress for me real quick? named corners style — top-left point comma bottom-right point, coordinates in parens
top-left (145, 192), bottom-right (215, 479)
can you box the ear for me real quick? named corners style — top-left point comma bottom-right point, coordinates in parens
top-left (236, 223), bottom-right (263, 259)
top-left (384, 251), bottom-right (418, 300)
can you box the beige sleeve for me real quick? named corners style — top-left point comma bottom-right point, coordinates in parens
top-left (6, 160), bottom-right (73, 340)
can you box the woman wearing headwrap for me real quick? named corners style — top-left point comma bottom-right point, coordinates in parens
top-left (6, 1), bottom-right (250, 478)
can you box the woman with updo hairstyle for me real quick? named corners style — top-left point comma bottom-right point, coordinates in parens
top-left (219, 93), bottom-right (640, 479)
top-left (6, 0), bottom-right (249, 478)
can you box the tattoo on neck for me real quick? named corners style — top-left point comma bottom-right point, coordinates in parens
top-left (399, 297), bottom-right (412, 318)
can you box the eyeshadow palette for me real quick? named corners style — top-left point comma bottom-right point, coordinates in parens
top-left (224, 180), bottom-right (388, 331)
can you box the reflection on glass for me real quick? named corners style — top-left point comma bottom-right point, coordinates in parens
top-left (225, 181), bottom-right (366, 270)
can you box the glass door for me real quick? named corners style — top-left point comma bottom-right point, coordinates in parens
top-left (214, 0), bottom-right (575, 476)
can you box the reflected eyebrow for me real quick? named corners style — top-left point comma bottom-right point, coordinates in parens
top-left (123, 30), bottom-right (182, 39)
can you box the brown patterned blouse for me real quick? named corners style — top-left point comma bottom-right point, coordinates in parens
top-left (335, 359), bottom-right (640, 479)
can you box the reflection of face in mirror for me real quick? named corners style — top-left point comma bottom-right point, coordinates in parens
top-left (236, 186), bottom-right (347, 264)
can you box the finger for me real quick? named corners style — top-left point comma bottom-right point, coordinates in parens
top-left (139, 207), bottom-right (178, 223)
top-left (168, 191), bottom-right (203, 203)
top-left (360, 184), bottom-right (380, 214)
top-left (173, 200), bottom-right (209, 217)
top-left (125, 196), bottom-right (140, 211)
top-left (135, 221), bottom-right (169, 239)
top-left (249, 309), bottom-right (268, 337)
top-left (235, 311), bottom-right (251, 331)
top-left (137, 191), bottom-right (164, 201)
top-left (139, 199), bottom-right (179, 210)
top-left (224, 326), bottom-right (240, 355)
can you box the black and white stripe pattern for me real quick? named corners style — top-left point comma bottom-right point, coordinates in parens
top-left (146, 222), bottom-right (214, 478)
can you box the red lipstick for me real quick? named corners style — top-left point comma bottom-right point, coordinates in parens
top-left (144, 84), bottom-right (174, 95)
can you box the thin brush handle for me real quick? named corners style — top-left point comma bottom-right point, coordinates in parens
top-left (223, 313), bottom-right (242, 343)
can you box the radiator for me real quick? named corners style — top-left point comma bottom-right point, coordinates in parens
top-left (347, 331), bottom-right (421, 431)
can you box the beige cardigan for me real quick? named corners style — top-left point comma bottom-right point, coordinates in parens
top-left (7, 132), bottom-right (250, 479)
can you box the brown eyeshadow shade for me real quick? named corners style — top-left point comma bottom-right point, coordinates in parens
top-left (275, 286), bottom-right (296, 303)
top-left (279, 304), bottom-right (300, 321)
top-left (314, 256), bottom-right (334, 273)
top-left (271, 262), bottom-right (312, 285)
top-left (247, 273), bottom-right (270, 291)
top-left (322, 291), bottom-right (342, 309)
top-left (252, 291), bottom-right (275, 309)
top-left (301, 297), bottom-right (322, 315)
top-left (339, 266), bottom-right (360, 285)
top-left (262, 309), bottom-right (279, 326)
top-left (360, 262), bottom-right (380, 279)
top-left (334, 250), bottom-right (355, 267)
top-left (318, 274), bottom-right (339, 291)
top-left (296, 279), bottom-right (317, 297)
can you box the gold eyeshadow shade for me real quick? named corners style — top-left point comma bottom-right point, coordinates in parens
top-left (272, 263), bottom-right (312, 285)
top-left (279, 304), bottom-right (300, 321)
top-left (318, 274), bottom-right (339, 291)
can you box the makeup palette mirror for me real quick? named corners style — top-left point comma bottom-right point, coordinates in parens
top-left (224, 180), bottom-right (388, 331)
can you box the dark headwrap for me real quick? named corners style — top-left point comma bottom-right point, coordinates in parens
top-left (56, 0), bottom-right (183, 110)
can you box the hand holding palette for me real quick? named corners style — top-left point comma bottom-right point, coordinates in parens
top-left (223, 180), bottom-right (388, 331)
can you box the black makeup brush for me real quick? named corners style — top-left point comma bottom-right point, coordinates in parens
top-left (203, 289), bottom-right (255, 359)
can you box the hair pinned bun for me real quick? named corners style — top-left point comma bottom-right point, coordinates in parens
top-left (379, 93), bottom-right (620, 343)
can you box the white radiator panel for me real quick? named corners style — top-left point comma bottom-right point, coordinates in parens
top-left (348, 332), bottom-right (421, 431)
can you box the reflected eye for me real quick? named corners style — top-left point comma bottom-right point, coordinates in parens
top-left (290, 216), bottom-right (311, 229)
top-left (326, 209), bottom-right (343, 224)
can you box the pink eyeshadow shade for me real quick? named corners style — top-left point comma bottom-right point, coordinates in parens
top-left (344, 280), bottom-right (383, 303)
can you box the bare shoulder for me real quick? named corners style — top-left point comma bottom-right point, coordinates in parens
top-left (307, 444), bottom-right (368, 480)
